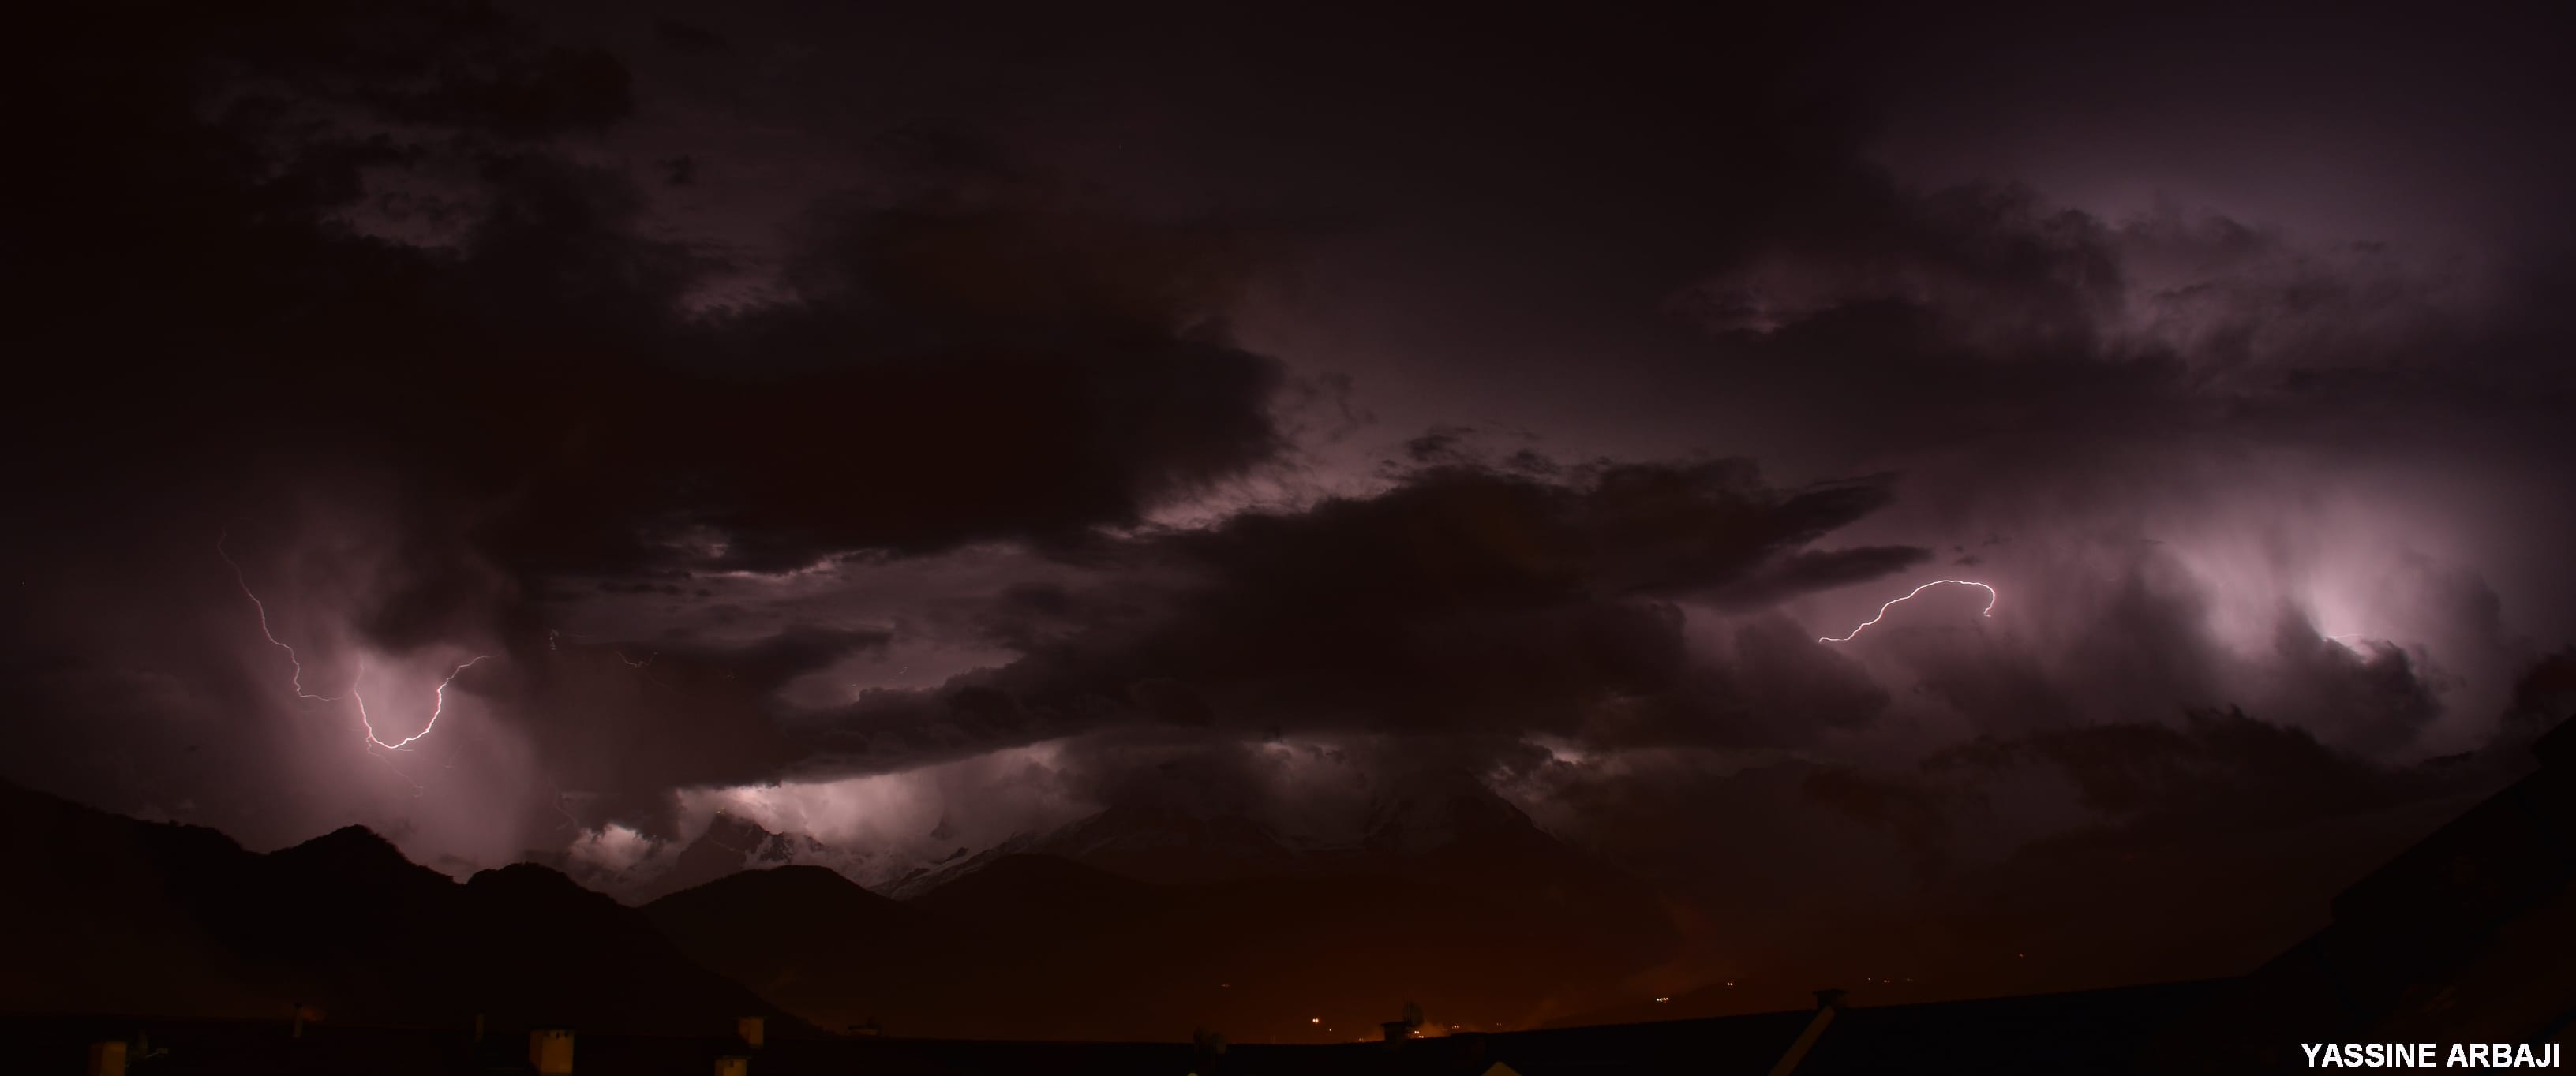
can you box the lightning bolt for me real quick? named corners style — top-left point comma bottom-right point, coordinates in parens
top-left (217, 532), bottom-right (343, 704)
top-left (1818, 579), bottom-right (1998, 643)
top-left (614, 648), bottom-right (675, 691)
top-left (544, 780), bottom-right (585, 833)
top-left (219, 533), bottom-right (496, 753)
top-left (352, 653), bottom-right (494, 751)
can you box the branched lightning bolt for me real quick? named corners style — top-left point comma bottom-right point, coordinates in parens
top-left (353, 653), bottom-right (495, 751)
top-left (545, 780), bottom-right (584, 834)
top-left (218, 532), bottom-right (343, 704)
top-left (1818, 579), bottom-right (1998, 643)
top-left (615, 649), bottom-right (674, 691)
top-left (220, 533), bottom-right (495, 754)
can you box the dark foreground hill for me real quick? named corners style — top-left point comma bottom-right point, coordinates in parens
top-left (0, 979), bottom-right (2237, 1074)
top-left (0, 779), bottom-right (803, 1037)
top-left (643, 776), bottom-right (1683, 1042)
top-left (10, 709), bottom-right (2572, 1063)
top-left (0, 770), bottom-right (1669, 1044)
top-left (639, 863), bottom-right (943, 1034)
top-left (646, 846), bottom-right (1676, 1043)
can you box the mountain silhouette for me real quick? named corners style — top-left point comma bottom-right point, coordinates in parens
top-left (644, 843), bottom-right (1675, 1041)
top-left (633, 772), bottom-right (1683, 1041)
top-left (0, 779), bottom-right (806, 1036)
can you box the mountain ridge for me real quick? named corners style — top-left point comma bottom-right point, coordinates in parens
top-left (0, 778), bottom-right (809, 1036)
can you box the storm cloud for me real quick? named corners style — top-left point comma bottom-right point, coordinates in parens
top-left (3, 0), bottom-right (2572, 1011)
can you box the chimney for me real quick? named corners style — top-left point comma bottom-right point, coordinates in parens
top-left (530, 1029), bottom-right (575, 1074)
top-left (713, 1058), bottom-right (750, 1076)
top-left (736, 1016), bottom-right (765, 1049)
top-left (1382, 999), bottom-right (1427, 1042)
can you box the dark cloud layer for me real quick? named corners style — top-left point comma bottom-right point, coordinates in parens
top-left (2, 0), bottom-right (1294, 846)
top-left (3, 0), bottom-right (2573, 1014)
top-left (806, 460), bottom-right (1922, 772)
top-left (6, 3), bottom-right (1287, 587)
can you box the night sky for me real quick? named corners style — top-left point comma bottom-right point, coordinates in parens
top-left (7, 0), bottom-right (2575, 1022)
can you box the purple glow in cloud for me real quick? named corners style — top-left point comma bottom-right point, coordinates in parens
top-left (221, 534), bottom-right (497, 753)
